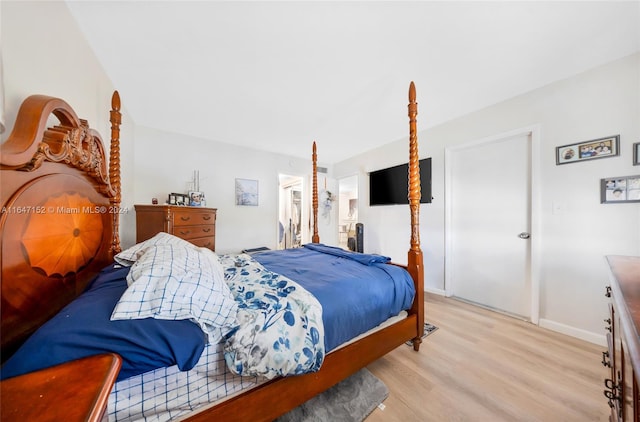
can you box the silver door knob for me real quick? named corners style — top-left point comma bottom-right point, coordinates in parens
top-left (518, 232), bottom-right (531, 239)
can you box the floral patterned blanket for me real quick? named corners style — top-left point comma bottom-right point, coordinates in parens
top-left (220, 254), bottom-right (325, 379)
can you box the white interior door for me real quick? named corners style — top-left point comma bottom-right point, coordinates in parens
top-left (448, 132), bottom-right (532, 319)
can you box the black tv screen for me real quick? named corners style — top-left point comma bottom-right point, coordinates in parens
top-left (369, 158), bottom-right (432, 205)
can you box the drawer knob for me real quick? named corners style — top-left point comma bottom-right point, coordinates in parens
top-left (179, 230), bottom-right (191, 235)
top-left (181, 216), bottom-right (191, 221)
top-left (203, 228), bottom-right (212, 233)
top-left (203, 215), bottom-right (212, 221)
top-left (602, 351), bottom-right (611, 368)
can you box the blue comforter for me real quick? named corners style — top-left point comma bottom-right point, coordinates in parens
top-left (253, 243), bottom-right (415, 351)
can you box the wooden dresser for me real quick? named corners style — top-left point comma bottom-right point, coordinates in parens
top-left (135, 205), bottom-right (217, 251)
top-left (604, 255), bottom-right (640, 421)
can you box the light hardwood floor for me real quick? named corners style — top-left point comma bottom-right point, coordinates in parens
top-left (366, 293), bottom-right (610, 421)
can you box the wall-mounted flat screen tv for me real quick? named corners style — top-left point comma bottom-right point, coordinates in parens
top-left (369, 158), bottom-right (432, 206)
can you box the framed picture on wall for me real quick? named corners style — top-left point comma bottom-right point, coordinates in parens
top-left (556, 135), bottom-right (619, 165)
top-left (235, 179), bottom-right (259, 206)
top-left (633, 142), bottom-right (640, 166)
top-left (601, 175), bottom-right (640, 203)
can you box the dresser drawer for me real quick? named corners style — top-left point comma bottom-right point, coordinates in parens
top-left (135, 205), bottom-right (217, 252)
top-left (173, 224), bottom-right (215, 240)
top-left (172, 209), bottom-right (216, 226)
top-left (189, 236), bottom-right (216, 250)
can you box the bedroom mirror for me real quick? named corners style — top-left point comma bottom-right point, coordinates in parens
top-left (278, 174), bottom-right (303, 250)
top-left (338, 175), bottom-right (358, 250)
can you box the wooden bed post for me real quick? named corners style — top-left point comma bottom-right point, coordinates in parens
top-left (407, 81), bottom-right (425, 351)
top-left (312, 141), bottom-right (319, 243)
top-left (109, 91), bottom-right (122, 255)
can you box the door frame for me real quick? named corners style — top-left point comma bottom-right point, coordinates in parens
top-left (444, 125), bottom-right (541, 324)
top-left (338, 174), bottom-right (359, 249)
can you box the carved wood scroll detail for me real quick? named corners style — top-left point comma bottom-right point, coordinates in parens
top-left (23, 122), bottom-right (113, 195)
top-left (1, 95), bottom-right (117, 200)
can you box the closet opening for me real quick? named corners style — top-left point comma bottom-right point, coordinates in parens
top-left (278, 174), bottom-right (303, 250)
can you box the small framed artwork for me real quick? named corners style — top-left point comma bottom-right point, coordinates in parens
top-left (633, 142), bottom-right (640, 166)
top-left (556, 135), bottom-right (619, 165)
top-left (189, 191), bottom-right (205, 206)
top-left (235, 178), bottom-right (259, 206)
top-left (601, 175), bottom-right (640, 203)
top-left (168, 193), bottom-right (177, 205)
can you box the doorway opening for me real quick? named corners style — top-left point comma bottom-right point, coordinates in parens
top-left (338, 175), bottom-right (358, 250)
top-left (278, 174), bottom-right (303, 250)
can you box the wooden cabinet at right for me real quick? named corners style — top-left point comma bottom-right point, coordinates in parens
top-left (604, 256), bottom-right (640, 422)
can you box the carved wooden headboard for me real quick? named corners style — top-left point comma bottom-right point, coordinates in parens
top-left (0, 92), bottom-right (122, 360)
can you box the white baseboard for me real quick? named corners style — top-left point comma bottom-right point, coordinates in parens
top-left (424, 287), bottom-right (446, 296)
top-left (538, 318), bottom-right (606, 346)
top-left (425, 290), bottom-right (606, 347)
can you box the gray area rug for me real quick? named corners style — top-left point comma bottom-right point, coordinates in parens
top-left (406, 322), bottom-right (438, 346)
top-left (275, 368), bottom-right (389, 422)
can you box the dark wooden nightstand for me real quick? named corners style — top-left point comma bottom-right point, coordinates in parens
top-left (0, 353), bottom-right (121, 422)
top-left (135, 205), bottom-right (217, 251)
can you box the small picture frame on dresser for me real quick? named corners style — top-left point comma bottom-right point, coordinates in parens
top-left (189, 191), bottom-right (205, 206)
top-left (171, 193), bottom-right (189, 206)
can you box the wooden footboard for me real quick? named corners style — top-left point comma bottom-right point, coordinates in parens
top-left (187, 316), bottom-right (418, 422)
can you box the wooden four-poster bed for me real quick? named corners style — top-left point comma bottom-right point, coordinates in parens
top-left (0, 82), bottom-right (425, 421)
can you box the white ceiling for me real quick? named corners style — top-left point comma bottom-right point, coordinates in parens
top-left (66, 1), bottom-right (640, 165)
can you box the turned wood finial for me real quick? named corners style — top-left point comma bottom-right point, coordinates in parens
top-left (112, 90), bottom-right (121, 111)
top-left (312, 141), bottom-right (319, 243)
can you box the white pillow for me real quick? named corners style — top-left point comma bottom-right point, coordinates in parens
top-left (114, 232), bottom-right (198, 267)
top-left (111, 243), bottom-right (238, 344)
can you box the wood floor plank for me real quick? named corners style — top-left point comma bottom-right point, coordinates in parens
top-left (366, 293), bottom-right (609, 421)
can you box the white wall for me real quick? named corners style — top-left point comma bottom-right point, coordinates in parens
top-left (334, 53), bottom-right (640, 343)
top-left (133, 126), bottom-right (314, 253)
top-left (1, 0), bottom-right (137, 247)
top-left (1, 2), bottom-right (325, 253)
